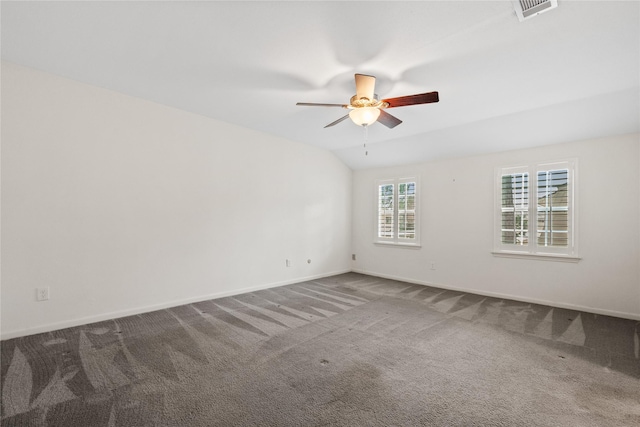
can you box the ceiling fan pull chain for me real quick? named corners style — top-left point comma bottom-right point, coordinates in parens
top-left (363, 125), bottom-right (368, 156)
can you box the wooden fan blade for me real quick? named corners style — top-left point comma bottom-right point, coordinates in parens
top-left (324, 114), bottom-right (350, 128)
top-left (377, 110), bottom-right (402, 129)
top-left (297, 102), bottom-right (348, 107)
top-left (382, 91), bottom-right (439, 108)
top-left (355, 74), bottom-right (376, 101)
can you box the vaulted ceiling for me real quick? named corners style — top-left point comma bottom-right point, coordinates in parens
top-left (2, 1), bottom-right (638, 169)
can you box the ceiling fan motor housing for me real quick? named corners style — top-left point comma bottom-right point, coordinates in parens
top-left (349, 94), bottom-right (388, 109)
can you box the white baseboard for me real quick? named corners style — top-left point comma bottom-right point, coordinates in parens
top-left (4, 267), bottom-right (637, 340)
top-left (0, 269), bottom-right (351, 341)
top-left (351, 268), bottom-right (640, 321)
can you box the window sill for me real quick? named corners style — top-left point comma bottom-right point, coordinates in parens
top-left (374, 241), bottom-right (422, 249)
top-left (492, 251), bottom-right (581, 263)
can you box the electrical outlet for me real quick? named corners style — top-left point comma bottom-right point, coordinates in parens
top-left (430, 263), bottom-right (436, 270)
top-left (36, 287), bottom-right (50, 301)
top-left (352, 254), bottom-right (356, 261)
top-left (286, 259), bottom-right (291, 267)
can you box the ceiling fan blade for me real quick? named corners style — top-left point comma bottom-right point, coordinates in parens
top-left (382, 91), bottom-right (439, 108)
top-left (377, 110), bottom-right (403, 129)
top-left (355, 74), bottom-right (376, 101)
top-left (297, 102), bottom-right (348, 107)
top-left (324, 114), bottom-right (350, 128)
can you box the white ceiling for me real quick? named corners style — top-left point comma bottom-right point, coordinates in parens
top-left (2, 1), bottom-right (639, 170)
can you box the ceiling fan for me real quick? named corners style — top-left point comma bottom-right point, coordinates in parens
top-left (296, 74), bottom-right (439, 129)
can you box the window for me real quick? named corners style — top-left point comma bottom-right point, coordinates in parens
top-left (495, 160), bottom-right (578, 260)
top-left (376, 177), bottom-right (419, 246)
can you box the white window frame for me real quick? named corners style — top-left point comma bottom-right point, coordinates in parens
top-left (375, 176), bottom-right (420, 247)
top-left (493, 160), bottom-right (579, 262)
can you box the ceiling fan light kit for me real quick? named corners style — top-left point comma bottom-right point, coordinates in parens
top-left (349, 107), bottom-right (381, 127)
top-left (297, 74), bottom-right (439, 129)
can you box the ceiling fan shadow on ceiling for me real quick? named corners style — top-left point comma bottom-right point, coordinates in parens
top-left (296, 74), bottom-right (439, 129)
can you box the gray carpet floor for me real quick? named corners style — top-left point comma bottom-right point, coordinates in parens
top-left (1, 273), bottom-right (639, 426)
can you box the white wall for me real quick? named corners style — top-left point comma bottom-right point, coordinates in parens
top-left (3, 61), bottom-right (638, 341)
top-left (352, 133), bottom-right (640, 320)
top-left (1, 62), bottom-right (352, 339)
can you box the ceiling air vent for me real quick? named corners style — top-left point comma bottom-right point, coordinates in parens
top-left (513, 0), bottom-right (558, 22)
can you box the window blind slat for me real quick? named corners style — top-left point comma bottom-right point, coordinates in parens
top-left (378, 184), bottom-right (394, 238)
top-left (501, 173), bottom-right (529, 245)
top-left (537, 168), bottom-right (569, 247)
